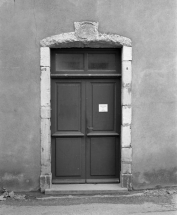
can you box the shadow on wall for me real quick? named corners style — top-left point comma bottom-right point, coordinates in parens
top-left (0, 172), bottom-right (38, 192)
top-left (133, 167), bottom-right (177, 189)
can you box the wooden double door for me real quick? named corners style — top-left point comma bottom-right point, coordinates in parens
top-left (51, 49), bottom-right (121, 183)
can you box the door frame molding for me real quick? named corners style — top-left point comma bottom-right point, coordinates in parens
top-left (39, 21), bottom-right (132, 192)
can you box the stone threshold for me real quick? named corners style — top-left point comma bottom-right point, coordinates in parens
top-left (45, 184), bottom-right (128, 195)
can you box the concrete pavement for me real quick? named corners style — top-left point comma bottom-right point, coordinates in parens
top-left (0, 189), bottom-right (176, 215)
top-left (0, 202), bottom-right (176, 215)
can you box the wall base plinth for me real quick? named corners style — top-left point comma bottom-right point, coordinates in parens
top-left (40, 173), bottom-right (52, 192)
top-left (121, 174), bottom-right (132, 190)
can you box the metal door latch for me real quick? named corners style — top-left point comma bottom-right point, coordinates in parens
top-left (87, 126), bottom-right (93, 132)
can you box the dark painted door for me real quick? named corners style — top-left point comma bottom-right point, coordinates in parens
top-left (51, 49), bottom-right (121, 183)
top-left (85, 79), bottom-right (121, 183)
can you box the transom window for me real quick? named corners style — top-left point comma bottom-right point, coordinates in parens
top-left (51, 49), bottom-right (121, 74)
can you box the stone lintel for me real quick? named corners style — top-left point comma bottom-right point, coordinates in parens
top-left (40, 22), bottom-right (132, 47)
top-left (40, 33), bottom-right (131, 47)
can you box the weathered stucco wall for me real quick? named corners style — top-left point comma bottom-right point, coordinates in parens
top-left (0, 0), bottom-right (177, 190)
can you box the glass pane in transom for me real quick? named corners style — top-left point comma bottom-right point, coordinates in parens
top-left (56, 54), bottom-right (84, 71)
top-left (88, 54), bottom-right (116, 70)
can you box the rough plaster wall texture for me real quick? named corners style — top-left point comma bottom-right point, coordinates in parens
top-left (0, 0), bottom-right (41, 191)
top-left (130, 2), bottom-right (177, 188)
top-left (0, 0), bottom-right (177, 190)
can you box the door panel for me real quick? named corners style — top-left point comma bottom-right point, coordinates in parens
top-left (92, 82), bottom-right (115, 131)
top-left (51, 80), bottom-right (85, 136)
top-left (90, 137), bottom-right (116, 176)
top-left (86, 80), bottom-right (120, 134)
top-left (55, 138), bottom-right (82, 177)
top-left (57, 83), bottom-right (81, 131)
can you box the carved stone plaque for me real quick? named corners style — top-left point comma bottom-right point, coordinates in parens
top-left (74, 21), bottom-right (98, 40)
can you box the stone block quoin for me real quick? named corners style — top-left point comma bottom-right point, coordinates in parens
top-left (40, 47), bottom-right (50, 67)
top-left (121, 46), bottom-right (132, 189)
top-left (40, 47), bottom-right (52, 192)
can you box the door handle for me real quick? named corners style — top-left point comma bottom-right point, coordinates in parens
top-left (87, 126), bottom-right (93, 132)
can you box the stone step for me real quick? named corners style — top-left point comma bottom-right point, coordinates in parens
top-left (45, 184), bottom-right (128, 195)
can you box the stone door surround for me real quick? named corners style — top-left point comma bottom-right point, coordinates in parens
top-left (40, 21), bottom-right (132, 192)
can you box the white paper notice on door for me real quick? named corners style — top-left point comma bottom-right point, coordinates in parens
top-left (99, 104), bottom-right (108, 112)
